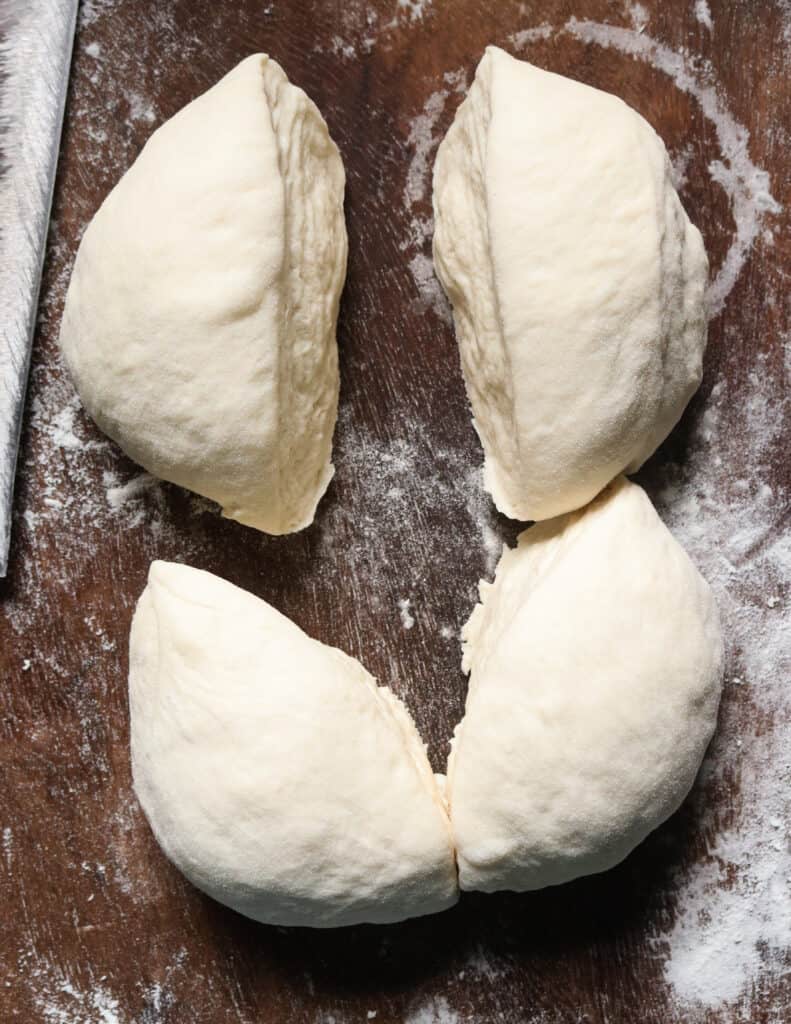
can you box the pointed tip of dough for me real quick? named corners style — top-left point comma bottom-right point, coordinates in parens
top-left (148, 559), bottom-right (198, 590)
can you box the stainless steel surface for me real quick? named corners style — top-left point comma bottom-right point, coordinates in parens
top-left (0, 0), bottom-right (78, 576)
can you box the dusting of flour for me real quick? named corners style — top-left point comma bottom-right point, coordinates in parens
top-left (649, 357), bottom-right (790, 1012)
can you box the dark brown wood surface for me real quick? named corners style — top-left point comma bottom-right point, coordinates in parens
top-left (1, 1), bottom-right (788, 1021)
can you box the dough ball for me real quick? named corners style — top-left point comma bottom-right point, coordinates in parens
top-left (129, 561), bottom-right (458, 928)
top-left (448, 477), bottom-right (723, 892)
top-left (60, 55), bottom-right (347, 535)
top-left (433, 46), bottom-right (708, 522)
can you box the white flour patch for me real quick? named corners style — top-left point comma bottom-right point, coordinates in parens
top-left (464, 469), bottom-right (503, 577)
top-left (397, 0), bottom-right (432, 22)
top-left (78, 0), bottom-right (122, 29)
top-left (328, 36), bottom-right (356, 60)
top-left (509, 24), bottom-right (554, 48)
top-left (125, 90), bottom-right (156, 125)
top-left (398, 597), bottom-right (416, 630)
top-left (669, 142), bottom-right (694, 191)
top-left (405, 996), bottom-right (462, 1024)
top-left (465, 945), bottom-right (504, 982)
top-left (694, 0), bottom-right (714, 32)
top-left (401, 72), bottom-right (467, 322)
top-left (627, 3), bottom-right (650, 31)
top-left (104, 471), bottom-right (159, 511)
top-left (50, 401), bottom-right (82, 450)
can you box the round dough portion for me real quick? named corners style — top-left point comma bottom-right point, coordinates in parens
top-left (448, 477), bottom-right (723, 892)
top-left (60, 55), bottom-right (347, 535)
top-left (130, 561), bottom-right (458, 928)
top-left (433, 46), bottom-right (708, 522)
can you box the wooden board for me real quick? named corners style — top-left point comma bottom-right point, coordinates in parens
top-left (1, 1), bottom-right (788, 1021)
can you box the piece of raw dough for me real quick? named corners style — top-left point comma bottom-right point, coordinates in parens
top-left (129, 561), bottom-right (458, 928)
top-left (60, 55), bottom-right (347, 535)
top-left (448, 477), bottom-right (723, 892)
top-left (433, 46), bottom-right (708, 522)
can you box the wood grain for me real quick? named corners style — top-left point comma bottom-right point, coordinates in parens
top-left (1, 1), bottom-right (788, 1021)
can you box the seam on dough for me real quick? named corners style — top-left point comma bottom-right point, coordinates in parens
top-left (479, 49), bottom-right (525, 508)
top-left (258, 54), bottom-right (288, 528)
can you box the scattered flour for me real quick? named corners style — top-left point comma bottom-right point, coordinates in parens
top-left (316, 1), bottom-right (433, 60)
top-left (5, 3), bottom-right (787, 1021)
top-left (23, 946), bottom-right (187, 1024)
top-left (694, 0), bottom-right (714, 32)
top-left (316, 406), bottom-right (508, 627)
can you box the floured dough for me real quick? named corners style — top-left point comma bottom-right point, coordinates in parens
top-left (129, 561), bottom-right (458, 928)
top-left (433, 46), bottom-right (708, 522)
top-left (448, 477), bottom-right (723, 892)
top-left (60, 55), bottom-right (347, 535)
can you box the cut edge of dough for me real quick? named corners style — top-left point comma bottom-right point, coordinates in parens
top-left (225, 54), bottom-right (346, 536)
top-left (432, 47), bottom-right (525, 522)
top-left (448, 477), bottom-right (631, 803)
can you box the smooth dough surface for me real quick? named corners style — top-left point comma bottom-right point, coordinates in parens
top-left (129, 561), bottom-right (458, 928)
top-left (60, 55), bottom-right (347, 535)
top-left (448, 477), bottom-right (723, 892)
top-left (433, 46), bottom-right (708, 522)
